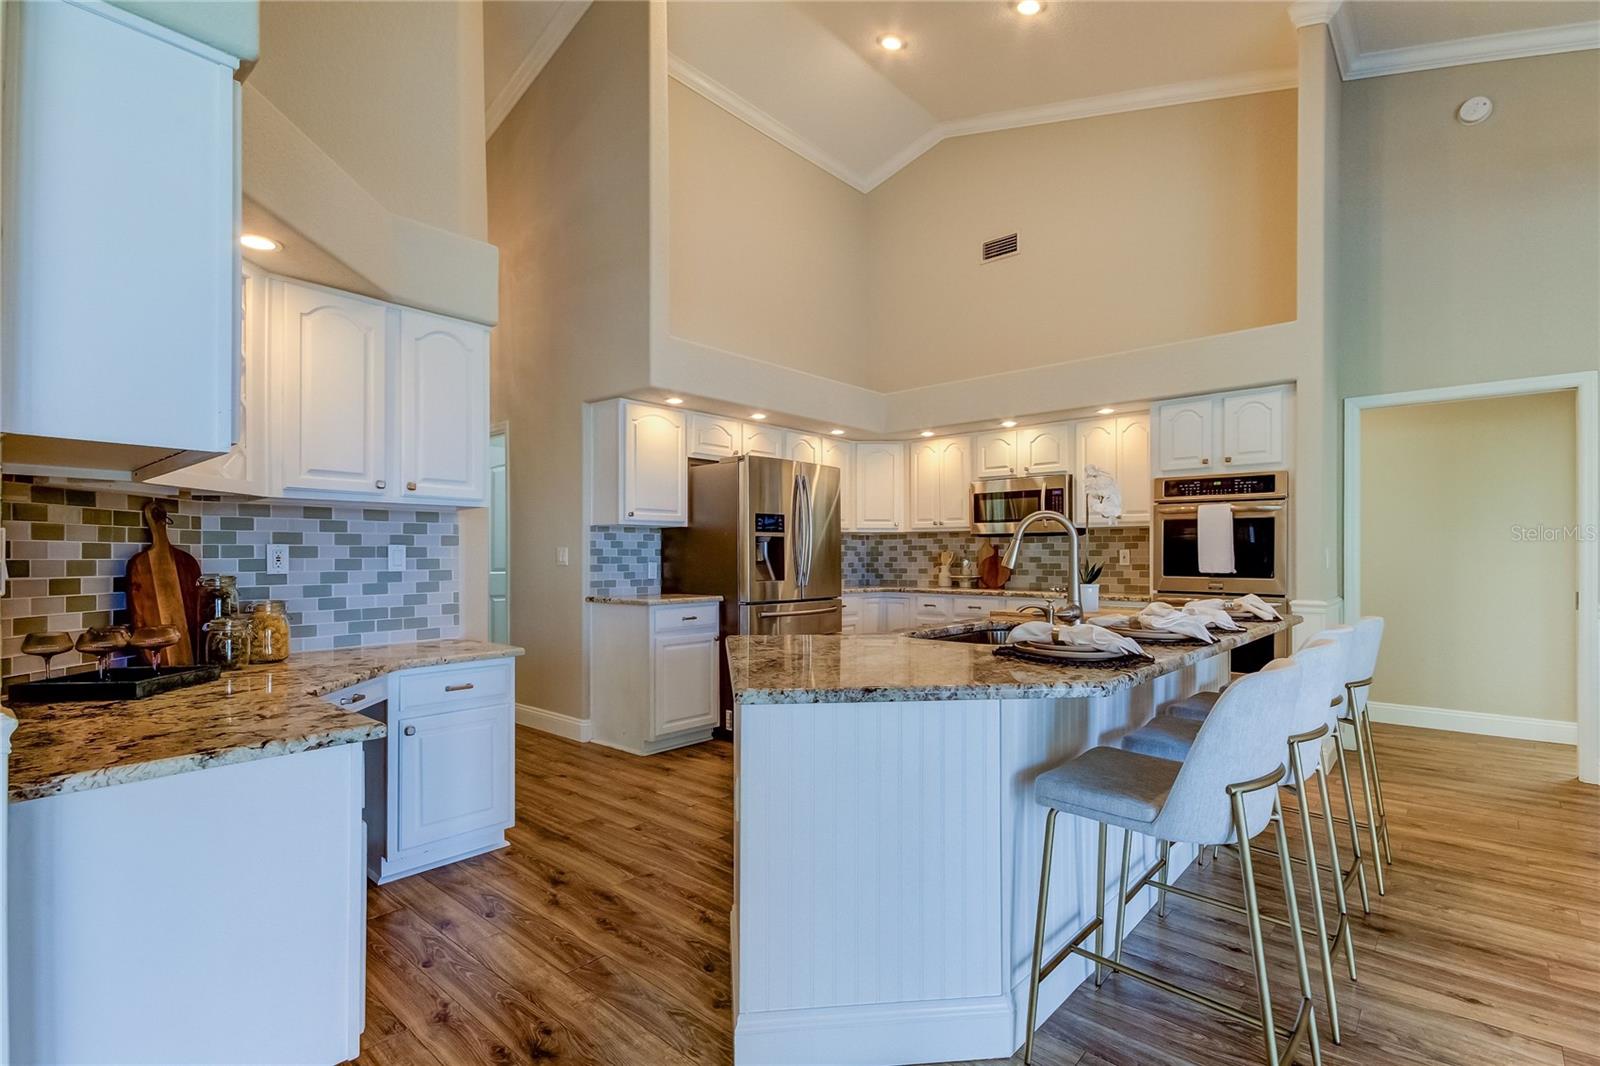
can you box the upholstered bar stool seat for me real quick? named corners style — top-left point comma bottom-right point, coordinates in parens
top-left (1034, 748), bottom-right (1178, 828)
top-left (1164, 688), bottom-right (1223, 721)
top-left (1122, 715), bottom-right (1202, 761)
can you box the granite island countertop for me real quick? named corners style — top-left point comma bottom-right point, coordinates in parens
top-left (4, 639), bottom-right (523, 802)
top-left (585, 593), bottom-right (724, 607)
top-left (726, 617), bottom-right (1295, 705)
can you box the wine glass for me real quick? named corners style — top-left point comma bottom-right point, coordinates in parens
top-left (20, 632), bottom-right (74, 678)
top-left (76, 627), bottom-right (131, 681)
top-left (127, 625), bottom-right (182, 671)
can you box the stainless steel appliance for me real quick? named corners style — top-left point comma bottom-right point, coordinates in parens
top-left (970, 473), bottom-right (1072, 535)
top-left (1152, 471), bottom-right (1290, 599)
top-left (663, 456), bottom-right (843, 727)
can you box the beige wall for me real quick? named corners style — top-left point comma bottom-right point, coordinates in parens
top-left (1361, 392), bottom-right (1578, 720)
top-left (252, 0), bottom-right (488, 240)
top-left (488, 1), bottom-right (655, 718)
top-left (1337, 51), bottom-right (1600, 400)
top-left (668, 80), bottom-right (872, 389)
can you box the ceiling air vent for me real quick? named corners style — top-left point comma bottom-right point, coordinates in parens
top-left (982, 232), bottom-right (1019, 262)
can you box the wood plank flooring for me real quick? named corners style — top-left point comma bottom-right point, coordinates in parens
top-left (352, 725), bottom-right (1599, 1066)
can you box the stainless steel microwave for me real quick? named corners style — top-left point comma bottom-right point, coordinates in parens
top-left (970, 473), bottom-right (1072, 535)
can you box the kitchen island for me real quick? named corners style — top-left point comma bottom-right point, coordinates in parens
top-left (3, 639), bottom-right (519, 1066)
top-left (725, 616), bottom-right (1294, 1066)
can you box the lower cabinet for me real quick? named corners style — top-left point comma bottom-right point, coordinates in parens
top-left (324, 658), bottom-right (515, 884)
top-left (589, 600), bottom-right (720, 754)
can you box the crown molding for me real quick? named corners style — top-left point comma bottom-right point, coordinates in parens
top-left (485, 1), bottom-right (591, 139)
top-left (667, 55), bottom-right (875, 191)
top-left (671, 58), bottom-right (1299, 194)
top-left (1341, 20), bottom-right (1600, 80)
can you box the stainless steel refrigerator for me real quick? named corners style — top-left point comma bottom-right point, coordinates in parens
top-left (662, 455), bottom-right (842, 727)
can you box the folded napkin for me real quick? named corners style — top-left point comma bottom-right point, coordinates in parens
top-left (1229, 594), bottom-right (1281, 620)
top-left (1179, 600), bottom-right (1244, 631)
top-left (1007, 621), bottom-right (1145, 656)
top-left (1133, 602), bottom-right (1215, 643)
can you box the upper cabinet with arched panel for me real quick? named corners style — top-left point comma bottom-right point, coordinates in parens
top-left (1153, 387), bottom-right (1290, 474)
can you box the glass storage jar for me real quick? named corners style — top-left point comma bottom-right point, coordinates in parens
top-left (246, 600), bottom-right (291, 663)
top-left (201, 617), bottom-right (251, 670)
top-left (195, 574), bottom-right (239, 625)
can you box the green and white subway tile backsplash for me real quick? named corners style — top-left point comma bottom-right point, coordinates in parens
top-left (842, 526), bottom-right (1151, 599)
top-left (1, 476), bottom-right (461, 687)
top-left (589, 526), bottom-right (663, 597)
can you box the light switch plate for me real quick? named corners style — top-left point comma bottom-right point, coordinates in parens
top-left (1118, 549), bottom-right (1131, 566)
top-left (557, 546), bottom-right (570, 566)
top-left (387, 544), bottom-right (407, 570)
top-left (267, 545), bottom-right (290, 574)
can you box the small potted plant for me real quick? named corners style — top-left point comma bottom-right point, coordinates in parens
top-left (1078, 557), bottom-right (1104, 613)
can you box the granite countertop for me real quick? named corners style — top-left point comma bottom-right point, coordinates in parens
top-left (847, 585), bottom-right (1146, 605)
top-left (586, 593), bottom-right (724, 607)
top-left (4, 639), bottom-right (523, 803)
top-left (726, 617), bottom-right (1295, 705)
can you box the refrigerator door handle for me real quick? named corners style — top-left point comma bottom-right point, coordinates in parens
top-left (758, 604), bottom-right (841, 620)
top-left (794, 467), bottom-right (812, 591)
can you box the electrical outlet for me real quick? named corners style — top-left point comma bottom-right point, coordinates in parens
top-left (646, 559), bottom-right (659, 580)
top-left (1118, 549), bottom-right (1131, 566)
top-left (556, 546), bottom-right (570, 566)
top-left (267, 545), bottom-right (290, 574)
top-left (387, 544), bottom-right (407, 571)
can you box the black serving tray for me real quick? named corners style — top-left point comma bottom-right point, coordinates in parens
top-left (6, 665), bottom-right (223, 703)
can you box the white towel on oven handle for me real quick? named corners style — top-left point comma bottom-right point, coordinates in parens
top-left (1196, 503), bottom-right (1236, 574)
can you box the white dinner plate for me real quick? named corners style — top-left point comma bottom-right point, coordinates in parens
top-left (1009, 641), bottom-right (1134, 661)
top-left (1105, 625), bottom-right (1195, 643)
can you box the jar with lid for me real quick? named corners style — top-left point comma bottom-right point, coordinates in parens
top-left (201, 617), bottom-right (251, 670)
top-left (246, 600), bottom-right (291, 663)
top-left (195, 574), bottom-right (238, 625)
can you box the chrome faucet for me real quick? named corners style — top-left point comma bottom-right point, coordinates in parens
top-left (1001, 511), bottom-right (1083, 626)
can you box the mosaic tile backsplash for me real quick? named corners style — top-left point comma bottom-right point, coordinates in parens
top-left (843, 526), bottom-right (1152, 600)
top-left (588, 526), bottom-right (662, 597)
top-left (2, 476), bottom-right (461, 687)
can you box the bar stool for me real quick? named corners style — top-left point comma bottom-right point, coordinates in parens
top-left (1123, 640), bottom-right (1360, 1043)
top-left (1023, 660), bottom-right (1322, 1066)
top-left (1344, 617), bottom-right (1393, 877)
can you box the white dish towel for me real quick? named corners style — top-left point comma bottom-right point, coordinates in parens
top-left (1135, 602), bottom-right (1216, 642)
top-left (1007, 621), bottom-right (1145, 656)
top-left (1177, 599), bottom-right (1244, 631)
top-left (1196, 503), bottom-right (1236, 574)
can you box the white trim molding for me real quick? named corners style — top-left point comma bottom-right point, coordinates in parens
top-left (485, 1), bottom-right (592, 139)
top-left (1288, 598), bottom-right (1345, 648)
top-left (515, 703), bottom-right (594, 743)
top-left (1368, 702), bottom-right (1579, 747)
top-left (1344, 371), bottom-right (1600, 785)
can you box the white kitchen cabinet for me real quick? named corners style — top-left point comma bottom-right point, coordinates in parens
top-left (971, 430), bottom-right (1020, 479)
top-left (908, 436), bottom-right (970, 530)
top-left (841, 594), bottom-right (863, 634)
top-left (881, 594), bottom-right (913, 632)
top-left (950, 596), bottom-right (997, 622)
top-left (274, 281), bottom-right (391, 498)
top-left (1153, 387), bottom-right (1290, 473)
top-left (1221, 389), bottom-right (1287, 468)
top-left (589, 602), bottom-right (720, 754)
top-left (688, 414), bottom-right (743, 460)
top-left (590, 399), bottom-right (688, 526)
top-left (785, 431), bottom-right (824, 465)
top-left (822, 437), bottom-right (856, 532)
top-left (1018, 424), bottom-right (1072, 475)
top-left (854, 443), bottom-right (905, 531)
top-left (1, 1), bottom-right (241, 476)
top-left (742, 422), bottom-right (782, 458)
top-left (398, 309), bottom-right (489, 504)
top-left (1075, 414), bottom-right (1151, 525)
top-left (912, 593), bottom-right (954, 626)
top-left (1155, 398), bottom-right (1215, 472)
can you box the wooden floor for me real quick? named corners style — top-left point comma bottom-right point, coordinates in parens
top-left (353, 724), bottom-right (1600, 1066)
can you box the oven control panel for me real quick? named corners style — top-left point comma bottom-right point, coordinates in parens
top-left (1156, 471), bottom-right (1287, 501)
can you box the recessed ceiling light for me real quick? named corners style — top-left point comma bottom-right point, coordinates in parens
top-left (665, 397), bottom-right (684, 405)
top-left (1014, 0), bottom-right (1043, 15)
top-left (829, 428), bottom-right (846, 436)
top-left (239, 233), bottom-right (281, 252)
top-left (1001, 420), bottom-right (1018, 428)
top-left (877, 33), bottom-right (907, 51)
top-left (1097, 407), bottom-right (1115, 415)
top-left (919, 430), bottom-right (935, 438)
top-left (750, 412), bottom-right (768, 421)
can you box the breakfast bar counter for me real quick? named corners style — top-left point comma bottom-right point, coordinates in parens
top-left (725, 617), bottom-right (1295, 1066)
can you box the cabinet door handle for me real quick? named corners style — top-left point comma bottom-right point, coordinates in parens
top-left (627, 510), bottom-right (635, 517)
top-left (1200, 458), bottom-right (1210, 466)
top-left (1223, 456), bottom-right (1232, 464)
top-left (403, 725), bottom-right (416, 736)
top-left (406, 481), bottom-right (418, 491)
top-left (338, 693), bottom-right (367, 706)
top-left (444, 682), bottom-right (475, 692)
top-left (376, 479), bottom-right (387, 489)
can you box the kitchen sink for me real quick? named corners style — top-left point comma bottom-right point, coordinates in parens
top-left (909, 623), bottom-right (1017, 645)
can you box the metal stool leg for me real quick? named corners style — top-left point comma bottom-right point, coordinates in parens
top-left (1112, 828), bottom-right (1134, 968)
top-left (1093, 822), bottom-right (1109, 987)
top-left (1232, 793), bottom-right (1283, 1066)
top-left (1290, 741), bottom-right (1341, 1044)
top-left (1332, 735), bottom-right (1372, 913)
top-left (1315, 753), bottom-right (1359, 981)
top-left (1354, 687), bottom-right (1394, 866)
top-left (1156, 840), bottom-right (1171, 918)
top-left (1271, 794), bottom-right (1325, 1066)
top-left (1345, 713), bottom-right (1386, 896)
top-left (1024, 808), bottom-right (1059, 1065)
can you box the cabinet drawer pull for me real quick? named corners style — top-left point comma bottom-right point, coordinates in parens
top-left (403, 725), bottom-right (416, 736)
top-left (444, 682), bottom-right (475, 692)
top-left (338, 693), bottom-right (367, 706)
top-left (681, 615), bottom-right (698, 622)
top-left (376, 479), bottom-right (387, 489)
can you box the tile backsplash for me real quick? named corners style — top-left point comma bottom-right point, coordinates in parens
top-left (843, 526), bottom-right (1152, 600)
top-left (588, 526), bottom-right (662, 597)
top-left (2, 476), bottom-right (461, 688)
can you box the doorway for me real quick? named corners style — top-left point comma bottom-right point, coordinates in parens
top-left (488, 425), bottom-right (510, 645)
top-left (1344, 372), bottom-right (1599, 783)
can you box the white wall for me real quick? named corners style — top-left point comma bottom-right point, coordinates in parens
top-left (1360, 392), bottom-right (1578, 722)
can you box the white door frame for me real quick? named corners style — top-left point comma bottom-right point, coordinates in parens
top-left (1343, 371), bottom-right (1599, 784)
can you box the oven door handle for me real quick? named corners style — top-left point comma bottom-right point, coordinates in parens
top-left (1156, 503), bottom-right (1285, 516)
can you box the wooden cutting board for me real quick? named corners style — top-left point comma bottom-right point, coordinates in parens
top-left (126, 502), bottom-right (200, 665)
top-left (977, 541), bottom-right (1012, 590)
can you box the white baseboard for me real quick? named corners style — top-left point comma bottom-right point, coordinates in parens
top-left (515, 703), bottom-right (593, 742)
top-left (1367, 700), bottom-right (1577, 745)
